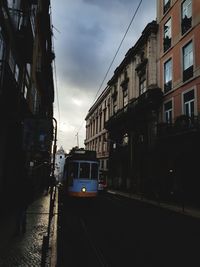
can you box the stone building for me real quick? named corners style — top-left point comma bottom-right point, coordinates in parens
top-left (155, 0), bottom-right (200, 204)
top-left (105, 21), bottom-right (162, 193)
top-left (85, 86), bottom-right (111, 185)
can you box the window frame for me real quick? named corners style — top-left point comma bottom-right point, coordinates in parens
top-left (181, 0), bottom-right (192, 35)
top-left (182, 40), bottom-right (193, 82)
top-left (182, 89), bottom-right (195, 117)
top-left (163, 17), bottom-right (172, 52)
top-left (164, 99), bottom-right (173, 124)
top-left (139, 74), bottom-right (147, 95)
top-left (164, 58), bottom-right (172, 93)
top-left (163, 0), bottom-right (171, 14)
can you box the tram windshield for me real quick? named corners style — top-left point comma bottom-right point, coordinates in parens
top-left (91, 163), bottom-right (98, 179)
top-left (79, 162), bottom-right (90, 179)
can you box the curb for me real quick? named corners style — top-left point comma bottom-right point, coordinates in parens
top-left (50, 188), bottom-right (58, 267)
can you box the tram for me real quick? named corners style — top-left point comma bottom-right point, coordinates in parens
top-left (63, 148), bottom-right (99, 197)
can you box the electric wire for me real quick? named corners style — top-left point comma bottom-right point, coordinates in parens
top-left (77, 0), bottom-right (143, 135)
top-left (93, 0), bottom-right (143, 103)
top-left (50, 5), bottom-right (61, 134)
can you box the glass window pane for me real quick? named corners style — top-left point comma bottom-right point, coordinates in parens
top-left (190, 101), bottom-right (194, 116)
top-left (184, 90), bottom-right (194, 102)
top-left (68, 162), bottom-right (78, 179)
top-left (182, 0), bottom-right (192, 18)
top-left (164, 18), bottom-right (171, 38)
top-left (79, 162), bottom-right (90, 179)
top-left (164, 59), bottom-right (172, 83)
top-left (91, 163), bottom-right (98, 179)
top-left (164, 100), bottom-right (172, 110)
top-left (183, 42), bottom-right (193, 70)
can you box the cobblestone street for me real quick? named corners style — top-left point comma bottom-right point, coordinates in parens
top-left (0, 195), bottom-right (50, 267)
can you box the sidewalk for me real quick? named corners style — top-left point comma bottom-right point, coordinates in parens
top-left (107, 189), bottom-right (200, 220)
top-left (0, 193), bottom-right (56, 266)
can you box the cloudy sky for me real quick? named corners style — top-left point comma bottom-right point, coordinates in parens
top-left (51, 0), bottom-right (156, 152)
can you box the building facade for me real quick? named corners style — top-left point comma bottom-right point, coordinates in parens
top-left (85, 1), bottom-right (200, 206)
top-left (0, 0), bottom-right (54, 206)
top-left (155, 0), bottom-right (200, 204)
top-left (105, 21), bottom-right (162, 194)
top-left (85, 86), bottom-right (111, 184)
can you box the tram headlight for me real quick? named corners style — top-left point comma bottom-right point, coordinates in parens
top-left (81, 187), bottom-right (86, 192)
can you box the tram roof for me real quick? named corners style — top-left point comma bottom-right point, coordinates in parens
top-left (67, 149), bottom-right (97, 161)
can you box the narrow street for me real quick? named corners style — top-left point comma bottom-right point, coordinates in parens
top-left (57, 191), bottom-right (200, 267)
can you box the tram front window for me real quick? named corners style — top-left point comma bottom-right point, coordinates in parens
top-left (91, 163), bottom-right (98, 179)
top-left (79, 163), bottom-right (90, 179)
top-left (68, 162), bottom-right (78, 185)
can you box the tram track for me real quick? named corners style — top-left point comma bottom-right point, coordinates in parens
top-left (79, 217), bottom-right (109, 267)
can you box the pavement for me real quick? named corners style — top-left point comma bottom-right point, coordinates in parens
top-left (0, 189), bottom-right (58, 267)
top-left (107, 189), bottom-right (200, 220)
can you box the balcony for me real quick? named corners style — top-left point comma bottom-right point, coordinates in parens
top-left (129, 87), bottom-right (163, 113)
top-left (105, 87), bottom-right (163, 131)
top-left (157, 115), bottom-right (200, 138)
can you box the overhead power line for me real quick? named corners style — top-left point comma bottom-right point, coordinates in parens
top-left (50, 5), bottom-right (61, 132)
top-left (93, 0), bottom-right (143, 103)
top-left (77, 0), bottom-right (143, 135)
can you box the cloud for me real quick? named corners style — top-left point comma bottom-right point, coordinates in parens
top-left (51, 0), bottom-right (156, 151)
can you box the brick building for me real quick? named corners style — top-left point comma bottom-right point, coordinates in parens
top-left (155, 0), bottom-right (200, 204)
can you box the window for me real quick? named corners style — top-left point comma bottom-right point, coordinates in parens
top-left (139, 74), bottom-right (147, 95)
top-left (9, 51), bottom-right (15, 73)
top-left (123, 88), bottom-right (128, 107)
top-left (79, 163), bottom-right (90, 179)
top-left (164, 100), bottom-right (172, 123)
top-left (15, 64), bottom-right (19, 81)
top-left (181, 0), bottom-right (192, 35)
top-left (24, 85), bottom-right (28, 99)
top-left (164, 58), bottom-right (172, 93)
top-left (96, 117), bottom-right (98, 134)
top-left (91, 163), bottom-right (98, 179)
top-left (99, 136), bottom-right (101, 152)
top-left (183, 41), bottom-right (193, 81)
top-left (0, 31), bottom-right (5, 61)
top-left (99, 113), bottom-right (102, 131)
top-left (163, 18), bottom-right (171, 52)
top-left (122, 133), bottom-right (129, 146)
top-left (183, 90), bottom-right (194, 117)
top-left (7, 0), bottom-right (21, 9)
top-left (8, 51), bottom-right (20, 82)
top-left (113, 99), bottom-right (117, 114)
top-left (163, 0), bottom-right (170, 14)
top-left (68, 162), bottom-right (78, 185)
top-left (101, 160), bottom-right (104, 169)
top-left (103, 108), bottom-right (106, 127)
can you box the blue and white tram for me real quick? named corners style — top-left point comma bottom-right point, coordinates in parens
top-left (63, 148), bottom-right (99, 197)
